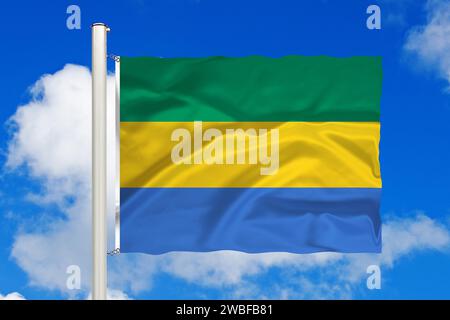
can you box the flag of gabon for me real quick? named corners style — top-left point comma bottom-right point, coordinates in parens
top-left (119, 55), bottom-right (382, 254)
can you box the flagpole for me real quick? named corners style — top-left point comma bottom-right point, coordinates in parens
top-left (91, 22), bottom-right (109, 300)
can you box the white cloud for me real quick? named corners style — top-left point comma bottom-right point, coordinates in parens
top-left (5, 64), bottom-right (450, 299)
top-left (0, 292), bottom-right (26, 300)
top-left (404, 0), bottom-right (450, 88)
top-left (7, 64), bottom-right (118, 294)
top-left (6, 65), bottom-right (91, 205)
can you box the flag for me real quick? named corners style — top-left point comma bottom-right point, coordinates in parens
top-left (119, 55), bottom-right (382, 254)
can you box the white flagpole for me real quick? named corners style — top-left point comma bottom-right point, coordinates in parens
top-left (92, 22), bottom-right (109, 300)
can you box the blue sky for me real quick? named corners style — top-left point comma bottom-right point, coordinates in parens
top-left (1, 0), bottom-right (450, 300)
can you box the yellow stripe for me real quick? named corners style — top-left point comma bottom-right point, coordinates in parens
top-left (121, 122), bottom-right (381, 188)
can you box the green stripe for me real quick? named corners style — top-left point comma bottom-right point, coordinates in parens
top-left (121, 56), bottom-right (382, 122)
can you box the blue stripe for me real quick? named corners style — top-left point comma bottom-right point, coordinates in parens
top-left (120, 188), bottom-right (381, 254)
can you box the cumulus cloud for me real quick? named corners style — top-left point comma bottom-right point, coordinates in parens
top-left (404, 0), bottom-right (450, 88)
top-left (6, 65), bottom-right (92, 206)
top-left (5, 64), bottom-right (450, 299)
top-left (6, 64), bottom-right (118, 294)
top-left (0, 292), bottom-right (26, 300)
